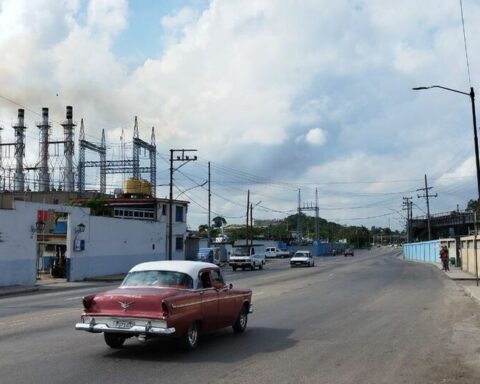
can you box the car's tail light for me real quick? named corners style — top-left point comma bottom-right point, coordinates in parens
top-left (161, 300), bottom-right (169, 317)
top-left (82, 295), bottom-right (95, 311)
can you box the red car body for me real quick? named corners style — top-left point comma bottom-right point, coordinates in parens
top-left (75, 261), bottom-right (253, 349)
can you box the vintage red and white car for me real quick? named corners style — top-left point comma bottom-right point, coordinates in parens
top-left (75, 260), bottom-right (253, 350)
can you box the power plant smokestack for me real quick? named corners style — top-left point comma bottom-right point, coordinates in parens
top-left (61, 105), bottom-right (75, 191)
top-left (13, 108), bottom-right (26, 191)
top-left (37, 107), bottom-right (50, 192)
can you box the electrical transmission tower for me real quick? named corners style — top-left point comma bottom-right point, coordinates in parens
top-left (77, 116), bottom-right (156, 196)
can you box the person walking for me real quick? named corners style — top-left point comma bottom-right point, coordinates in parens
top-left (440, 245), bottom-right (450, 272)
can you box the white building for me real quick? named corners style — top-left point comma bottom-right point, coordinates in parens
top-left (0, 198), bottom-right (189, 286)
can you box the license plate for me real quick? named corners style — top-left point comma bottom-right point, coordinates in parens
top-left (112, 320), bottom-right (135, 329)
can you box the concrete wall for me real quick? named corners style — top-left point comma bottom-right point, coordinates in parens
top-left (68, 214), bottom-right (166, 281)
top-left (403, 240), bottom-right (441, 263)
top-left (459, 236), bottom-right (480, 276)
top-left (403, 238), bottom-right (456, 265)
top-left (0, 205), bottom-right (37, 286)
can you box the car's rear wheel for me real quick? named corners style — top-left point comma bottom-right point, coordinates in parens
top-left (104, 333), bottom-right (126, 349)
top-left (182, 321), bottom-right (200, 350)
top-left (232, 265), bottom-right (237, 271)
top-left (259, 263), bottom-right (263, 270)
top-left (233, 306), bottom-right (248, 333)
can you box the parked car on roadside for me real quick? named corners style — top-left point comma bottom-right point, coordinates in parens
top-left (344, 248), bottom-right (354, 257)
top-left (75, 261), bottom-right (253, 350)
top-left (290, 250), bottom-right (314, 267)
top-left (265, 247), bottom-right (291, 258)
top-left (196, 247), bottom-right (221, 265)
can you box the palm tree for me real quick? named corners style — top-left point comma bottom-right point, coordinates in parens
top-left (212, 216), bottom-right (227, 233)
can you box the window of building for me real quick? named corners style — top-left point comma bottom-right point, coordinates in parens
top-left (175, 206), bottom-right (184, 222)
top-left (162, 204), bottom-right (167, 216)
top-left (175, 236), bottom-right (183, 251)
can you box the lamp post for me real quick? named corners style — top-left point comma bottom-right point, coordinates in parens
top-left (414, 85), bottom-right (480, 285)
top-left (412, 86), bottom-right (480, 201)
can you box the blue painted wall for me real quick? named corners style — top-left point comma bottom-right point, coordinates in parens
top-left (403, 240), bottom-right (440, 263)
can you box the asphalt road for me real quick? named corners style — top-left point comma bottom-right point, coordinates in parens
top-left (1, 248), bottom-right (480, 384)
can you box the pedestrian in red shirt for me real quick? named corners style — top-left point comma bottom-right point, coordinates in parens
top-left (440, 245), bottom-right (450, 271)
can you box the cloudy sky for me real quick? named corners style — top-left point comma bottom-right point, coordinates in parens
top-left (1, 0), bottom-right (480, 231)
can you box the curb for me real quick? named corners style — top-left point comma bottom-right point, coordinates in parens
top-left (0, 286), bottom-right (39, 297)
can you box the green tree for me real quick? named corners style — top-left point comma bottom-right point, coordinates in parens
top-left (466, 199), bottom-right (479, 213)
top-left (82, 197), bottom-right (112, 216)
top-left (197, 224), bottom-right (209, 238)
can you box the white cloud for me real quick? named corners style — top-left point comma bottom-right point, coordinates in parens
top-left (2, 0), bottom-right (480, 229)
top-left (305, 128), bottom-right (327, 145)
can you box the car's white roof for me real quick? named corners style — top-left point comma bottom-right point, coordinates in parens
top-left (129, 260), bottom-right (218, 280)
top-left (294, 250), bottom-right (310, 254)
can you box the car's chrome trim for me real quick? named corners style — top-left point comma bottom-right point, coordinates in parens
top-left (171, 294), bottom-right (251, 309)
top-left (75, 316), bottom-right (175, 335)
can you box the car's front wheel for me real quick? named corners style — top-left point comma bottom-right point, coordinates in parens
top-left (104, 333), bottom-right (126, 349)
top-left (181, 321), bottom-right (200, 350)
top-left (233, 306), bottom-right (248, 333)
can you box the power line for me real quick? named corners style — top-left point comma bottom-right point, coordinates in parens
top-left (460, 0), bottom-right (472, 86)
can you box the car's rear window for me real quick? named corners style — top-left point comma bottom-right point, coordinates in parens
top-left (121, 270), bottom-right (193, 289)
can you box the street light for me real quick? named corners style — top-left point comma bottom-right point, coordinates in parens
top-left (249, 201), bottom-right (262, 247)
top-left (413, 85), bottom-right (480, 285)
top-left (412, 85), bottom-right (480, 201)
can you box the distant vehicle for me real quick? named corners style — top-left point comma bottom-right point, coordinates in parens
top-left (75, 261), bottom-right (253, 350)
top-left (214, 234), bottom-right (229, 243)
top-left (265, 247), bottom-right (291, 258)
top-left (290, 250), bottom-right (314, 267)
top-left (196, 247), bottom-right (221, 265)
top-left (229, 245), bottom-right (265, 271)
top-left (344, 248), bottom-right (354, 257)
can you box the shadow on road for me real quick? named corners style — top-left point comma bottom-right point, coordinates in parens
top-left (103, 326), bottom-right (297, 362)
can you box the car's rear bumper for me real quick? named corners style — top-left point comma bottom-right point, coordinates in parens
top-left (75, 316), bottom-right (176, 335)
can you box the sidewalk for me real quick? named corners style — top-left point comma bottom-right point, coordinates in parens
top-left (433, 262), bottom-right (480, 304)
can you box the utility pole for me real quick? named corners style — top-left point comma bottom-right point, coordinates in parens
top-left (246, 190), bottom-right (250, 245)
top-left (315, 188), bottom-right (319, 241)
top-left (168, 149), bottom-right (197, 260)
top-left (403, 197), bottom-right (412, 243)
top-left (208, 161), bottom-right (211, 247)
top-left (297, 189), bottom-right (302, 243)
top-left (417, 174), bottom-right (437, 241)
top-left (250, 203), bottom-right (253, 247)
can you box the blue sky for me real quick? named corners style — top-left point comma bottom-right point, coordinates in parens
top-left (1, 0), bottom-right (480, 232)
top-left (112, 0), bottom-right (209, 70)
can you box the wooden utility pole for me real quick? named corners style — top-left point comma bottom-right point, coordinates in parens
top-left (246, 190), bottom-right (250, 245)
top-left (250, 203), bottom-right (253, 247)
top-left (207, 161), bottom-right (211, 247)
top-left (417, 174), bottom-right (437, 241)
